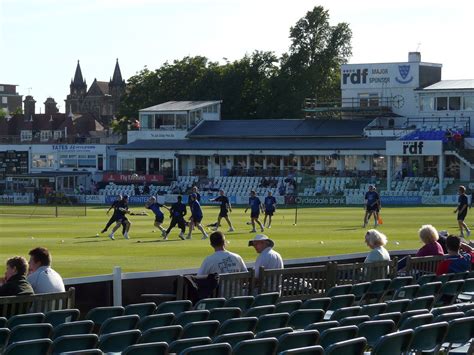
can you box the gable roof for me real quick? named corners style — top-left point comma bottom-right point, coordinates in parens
top-left (420, 79), bottom-right (474, 91)
top-left (188, 118), bottom-right (372, 138)
top-left (87, 80), bottom-right (110, 96)
top-left (140, 101), bottom-right (222, 112)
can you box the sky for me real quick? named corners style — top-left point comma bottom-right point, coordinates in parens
top-left (1, 0), bottom-right (473, 113)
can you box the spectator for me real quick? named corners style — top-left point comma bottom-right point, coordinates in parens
top-left (414, 225), bottom-right (445, 256)
top-left (134, 185), bottom-right (141, 196)
top-left (248, 234), bottom-right (283, 279)
top-left (143, 182), bottom-right (150, 195)
top-left (197, 231), bottom-right (247, 275)
top-left (27, 247), bottom-right (65, 294)
top-left (364, 229), bottom-right (390, 263)
top-left (436, 235), bottom-right (474, 275)
top-left (0, 257), bottom-right (34, 296)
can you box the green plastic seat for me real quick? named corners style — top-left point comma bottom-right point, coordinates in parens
top-left (407, 296), bottom-right (435, 311)
top-left (399, 309), bottom-right (429, 325)
top-left (217, 317), bottom-right (257, 335)
top-left (326, 284), bottom-right (353, 297)
top-left (208, 307), bottom-right (241, 323)
top-left (458, 303), bottom-right (474, 313)
top-left (52, 320), bottom-right (94, 340)
top-left (288, 309), bottom-right (324, 329)
top-left (325, 336), bottom-right (367, 355)
top-left (255, 312), bottom-right (289, 332)
top-left (6, 313), bottom-right (45, 329)
top-left (301, 297), bottom-right (331, 311)
top-left (224, 296), bottom-right (254, 311)
top-left (168, 336), bottom-right (212, 354)
top-left (251, 292), bottom-right (279, 307)
top-left (0, 318), bottom-right (6, 328)
top-left (385, 299), bottom-right (409, 313)
top-left (213, 331), bottom-right (254, 347)
top-left (457, 278), bottom-right (474, 302)
top-left (276, 330), bottom-right (319, 353)
top-left (357, 320), bottom-right (396, 348)
top-left (372, 312), bottom-right (402, 326)
top-left (392, 285), bottom-right (419, 300)
top-left (328, 294), bottom-right (355, 311)
top-left (417, 274), bottom-right (436, 286)
top-left (181, 320), bottom-right (220, 339)
top-left (98, 329), bottom-right (141, 353)
top-left (275, 300), bottom-right (302, 314)
top-left (399, 313), bottom-right (434, 331)
top-left (450, 272), bottom-right (468, 281)
top-left (362, 279), bottom-right (391, 303)
top-left (350, 282), bottom-right (370, 302)
top-left (232, 337), bottom-right (278, 355)
top-left (194, 298), bottom-right (226, 311)
top-left (174, 310), bottom-right (210, 327)
top-left (417, 281), bottom-right (442, 297)
top-left (407, 321), bottom-right (449, 353)
top-left (124, 302), bottom-right (157, 318)
top-left (85, 306), bottom-right (124, 328)
top-left (329, 306), bottom-right (361, 321)
top-left (371, 329), bottom-right (413, 355)
top-left (99, 314), bottom-right (139, 335)
top-left (138, 325), bottom-right (182, 344)
top-left (304, 320), bottom-right (339, 333)
top-left (60, 350), bottom-right (102, 354)
top-left (436, 273), bottom-right (454, 284)
top-left (8, 323), bottom-right (53, 344)
top-left (45, 309), bottom-right (80, 328)
top-left (244, 305), bottom-right (275, 317)
top-left (181, 342), bottom-right (232, 355)
top-left (339, 315), bottom-right (370, 326)
top-left (384, 276), bottom-right (413, 299)
top-left (155, 300), bottom-right (192, 315)
top-left (0, 327), bottom-right (10, 350)
top-left (435, 280), bottom-right (465, 306)
top-left (443, 316), bottom-right (474, 352)
top-left (51, 334), bottom-right (99, 354)
top-left (278, 345), bottom-right (324, 355)
top-left (431, 305), bottom-right (460, 317)
top-left (255, 327), bottom-right (293, 339)
top-left (359, 302), bottom-right (386, 317)
top-left (137, 313), bottom-right (175, 331)
top-left (434, 312), bottom-right (465, 323)
top-left (4, 338), bottom-right (52, 355)
top-left (122, 341), bottom-right (168, 355)
top-left (319, 325), bottom-right (358, 349)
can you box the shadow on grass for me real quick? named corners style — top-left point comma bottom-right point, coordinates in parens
top-left (136, 239), bottom-right (184, 244)
top-left (334, 227), bottom-right (362, 231)
top-left (74, 235), bottom-right (102, 239)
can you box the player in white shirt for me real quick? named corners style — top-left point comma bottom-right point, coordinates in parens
top-left (197, 231), bottom-right (247, 275)
top-left (27, 247), bottom-right (65, 294)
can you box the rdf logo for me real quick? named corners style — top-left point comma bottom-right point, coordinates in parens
top-left (402, 141), bottom-right (424, 155)
top-left (342, 68), bottom-right (369, 85)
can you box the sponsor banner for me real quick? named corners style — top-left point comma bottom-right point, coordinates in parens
top-left (52, 145), bottom-right (100, 153)
top-left (164, 194), bottom-right (237, 205)
top-left (0, 195), bottom-right (30, 204)
top-left (75, 195), bottom-right (106, 204)
top-left (386, 140), bottom-right (442, 156)
top-left (103, 173), bottom-right (164, 183)
top-left (105, 195), bottom-right (165, 205)
top-left (421, 196), bottom-right (441, 205)
top-left (293, 195), bottom-right (346, 206)
top-left (381, 196), bottom-right (422, 205)
top-left (345, 195), bottom-right (365, 205)
top-left (440, 195), bottom-right (471, 205)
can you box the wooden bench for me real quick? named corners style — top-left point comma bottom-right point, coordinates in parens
top-left (0, 287), bottom-right (75, 318)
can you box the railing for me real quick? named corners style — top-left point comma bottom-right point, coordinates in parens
top-left (404, 255), bottom-right (445, 277)
top-left (0, 135), bottom-right (122, 145)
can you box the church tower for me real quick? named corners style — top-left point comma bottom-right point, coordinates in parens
top-left (65, 60), bottom-right (87, 114)
top-left (108, 59), bottom-right (126, 115)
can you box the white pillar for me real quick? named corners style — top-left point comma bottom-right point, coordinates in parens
top-left (280, 157), bottom-right (284, 172)
top-left (387, 155), bottom-right (392, 192)
top-left (246, 155), bottom-right (251, 170)
top-left (175, 158), bottom-right (179, 178)
top-left (263, 156), bottom-right (267, 170)
top-left (438, 154), bottom-right (444, 195)
top-left (297, 156), bottom-right (302, 171)
top-left (112, 266), bottom-right (122, 306)
top-left (145, 157), bottom-right (149, 175)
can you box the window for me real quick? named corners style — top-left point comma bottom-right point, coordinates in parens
top-left (420, 96), bottom-right (434, 111)
top-left (449, 97), bottom-right (461, 110)
top-left (0, 86), bottom-right (4, 92)
top-left (464, 96), bottom-right (474, 111)
top-left (358, 94), bottom-right (369, 107)
top-left (1, 97), bottom-right (7, 104)
top-left (176, 114), bottom-right (187, 129)
top-left (120, 158), bottom-right (135, 171)
top-left (59, 154), bottom-right (78, 168)
top-left (20, 130), bottom-right (32, 141)
top-left (40, 130), bottom-right (52, 142)
top-left (344, 156), bottom-right (357, 170)
top-left (140, 114), bottom-right (153, 129)
top-left (78, 154), bottom-right (96, 168)
top-left (155, 114), bottom-right (174, 129)
top-left (212, 104), bottom-right (218, 113)
top-left (53, 131), bottom-right (62, 139)
top-left (32, 154), bottom-right (55, 168)
top-left (436, 97), bottom-right (448, 111)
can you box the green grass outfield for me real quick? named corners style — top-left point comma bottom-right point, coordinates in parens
top-left (0, 205), bottom-right (468, 278)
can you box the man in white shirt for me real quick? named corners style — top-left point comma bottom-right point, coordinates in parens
top-left (27, 247), bottom-right (65, 294)
top-left (249, 234), bottom-right (284, 278)
top-left (197, 231), bottom-right (248, 275)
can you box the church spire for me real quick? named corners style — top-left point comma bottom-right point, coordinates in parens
top-left (111, 58), bottom-right (123, 84)
top-left (73, 60), bottom-right (86, 86)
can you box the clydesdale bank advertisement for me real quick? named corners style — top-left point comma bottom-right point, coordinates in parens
top-left (295, 196), bottom-right (346, 205)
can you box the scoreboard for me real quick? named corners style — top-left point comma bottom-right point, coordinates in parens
top-left (0, 150), bottom-right (29, 179)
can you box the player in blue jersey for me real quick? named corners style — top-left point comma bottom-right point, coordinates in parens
top-left (109, 194), bottom-right (131, 240)
top-left (263, 191), bottom-right (277, 229)
top-left (245, 190), bottom-right (265, 233)
top-left (101, 194), bottom-right (122, 234)
top-left (210, 190), bottom-right (234, 232)
top-left (363, 185), bottom-right (380, 228)
top-left (145, 196), bottom-right (170, 239)
top-left (454, 185), bottom-right (471, 238)
top-left (187, 193), bottom-right (209, 240)
top-left (165, 195), bottom-right (187, 240)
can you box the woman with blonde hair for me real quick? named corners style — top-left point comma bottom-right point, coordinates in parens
top-left (416, 224), bottom-right (444, 257)
top-left (364, 229), bottom-right (390, 263)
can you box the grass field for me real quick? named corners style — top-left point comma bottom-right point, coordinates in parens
top-left (0, 205), bottom-right (467, 278)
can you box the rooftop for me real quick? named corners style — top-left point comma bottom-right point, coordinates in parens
top-left (140, 101), bottom-right (222, 112)
top-left (421, 79), bottom-right (474, 91)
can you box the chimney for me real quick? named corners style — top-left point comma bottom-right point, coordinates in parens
top-left (44, 97), bottom-right (59, 116)
top-left (408, 52), bottom-right (421, 62)
top-left (23, 95), bottom-right (36, 120)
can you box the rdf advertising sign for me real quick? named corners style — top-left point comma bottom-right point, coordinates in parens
top-left (386, 140), bottom-right (442, 156)
top-left (341, 63), bottom-right (419, 89)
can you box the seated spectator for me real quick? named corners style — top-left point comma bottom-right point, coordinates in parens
top-left (0, 257), bottom-right (34, 296)
top-left (248, 234), bottom-right (283, 279)
top-left (416, 225), bottom-right (445, 257)
top-left (436, 235), bottom-right (474, 275)
top-left (27, 247), bottom-right (65, 294)
top-left (197, 231), bottom-right (248, 275)
top-left (364, 229), bottom-right (390, 263)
